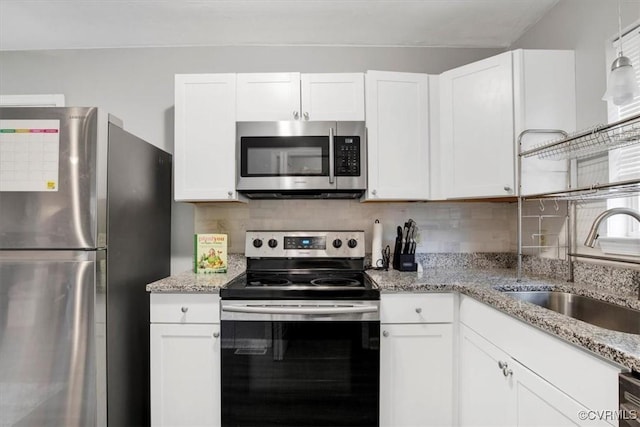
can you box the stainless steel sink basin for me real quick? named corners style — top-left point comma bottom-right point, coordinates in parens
top-left (503, 291), bottom-right (640, 335)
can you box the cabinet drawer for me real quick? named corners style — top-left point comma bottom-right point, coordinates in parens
top-left (150, 293), bottom-right (220, 324)
top-left (381, 293), bottom-right (454, 323)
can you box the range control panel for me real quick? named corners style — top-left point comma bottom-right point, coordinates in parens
top-left (245, 230), bottom-right (365, 258)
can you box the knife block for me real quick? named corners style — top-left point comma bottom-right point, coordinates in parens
top-left (393, 253), bottom-right (417, 272)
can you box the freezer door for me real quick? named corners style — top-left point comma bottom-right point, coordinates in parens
top-left (0, 107), bottom-right (99, 249)
top-left (0, 250), bottom-right (105, 427)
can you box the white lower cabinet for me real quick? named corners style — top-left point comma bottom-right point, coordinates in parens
top-left (460, 323), bottom-right (610, 427)
top-left (380, 293), bottom-right (454, 427)
top-left (147, 291), bottom-right (623, 427)
top-left (150, 294), bottom-right (221, 427)
top-left (459, 323), bottom-right (514, 426)
top-left (459, 295), bottom-right (621, 427)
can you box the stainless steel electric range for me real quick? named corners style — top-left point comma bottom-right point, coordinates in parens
top-left (220, 230), bottom-right (380, 427)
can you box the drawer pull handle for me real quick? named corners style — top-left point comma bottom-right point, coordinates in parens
top-left (181, 306), bottom-right (188, 313)
top-left (415, 308), bottom-right (422, 314)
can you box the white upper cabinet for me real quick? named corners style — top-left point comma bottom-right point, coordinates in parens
top-left (365, 70), bottom-right (432, 200)
top-left (236, 72), bottom-right (301, 121)
top-left (174, 73), bottom-right (242, 202)
top-left (516, 50), bottom-right (576, 196)
top-left (300, 73), bottom-right (365, 121)
top-left (439, 49), bottom-right (575, 199)
top-left (236, 72), bottom-right (364, 121)
top-left (440, 51), bottom-right (515, 199)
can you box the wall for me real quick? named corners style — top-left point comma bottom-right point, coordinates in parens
top-left (195, 200), bottom-right (517, 257)
top-left (512, 0), bottom-right (639, 129)
top-left (0, 45), bottom-right (504, 273)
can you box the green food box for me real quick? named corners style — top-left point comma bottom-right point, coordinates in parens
top-left (194, 233), bottom-right (228, 273)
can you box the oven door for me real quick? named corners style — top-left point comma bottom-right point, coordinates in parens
top-left (237, 121), bottom-right (337, 191)
top-left (220, 301), bottom-right (380, 427)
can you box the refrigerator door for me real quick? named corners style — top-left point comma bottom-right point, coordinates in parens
top-left (106, 122), bottom-right (172, 426)
top-left (0, 107), bottom-right (99, 249)
top-left (0, 250), bottom-right (105, 427)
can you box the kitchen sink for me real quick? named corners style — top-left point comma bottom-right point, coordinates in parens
top-left (502, 291), bottom-right (640, 335)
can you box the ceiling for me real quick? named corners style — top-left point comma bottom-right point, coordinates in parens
top-left (0, 0), bottom-right (560, 51)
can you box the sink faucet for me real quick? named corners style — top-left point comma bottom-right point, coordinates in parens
top-left (584, 207), bottom-right (640, 248)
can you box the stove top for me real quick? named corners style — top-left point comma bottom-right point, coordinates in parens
top-left (222, 270), bottom-right (379, 300)
top-left (246, 271), bottom-right (363, 287)
top-left (221, 230), bottom-right (380, 300)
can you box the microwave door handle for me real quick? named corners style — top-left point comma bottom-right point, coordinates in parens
top-left (279, 151), bottom-right (287, 175)
top-left (329, 127), bottom-right (335, 184)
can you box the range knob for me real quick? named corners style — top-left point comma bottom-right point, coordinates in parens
top-left (332, 238), bottom-right (343, 248)
top-left (268, 238), bottom-right (278, 248)
top-left (252, 238), bottom-right (263, 248)
top-left (347, 239), bottom-right (358, 248)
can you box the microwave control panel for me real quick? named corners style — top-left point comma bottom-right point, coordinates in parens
top-left (334, 136), bottom-right (360, 176)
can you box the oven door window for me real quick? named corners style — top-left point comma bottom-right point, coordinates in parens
top-left (240, 136), bottom-right (329, 177)
top-left (221, 320), bottom-right (380, 427)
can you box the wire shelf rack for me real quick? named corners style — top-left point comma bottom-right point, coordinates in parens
top-left (520, 112), bottom-right (640, 160)
top-left (522, 179), bottom-right (640, 202)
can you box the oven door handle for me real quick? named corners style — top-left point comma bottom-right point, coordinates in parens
top-left (221, 304), bottom-right (378, 315)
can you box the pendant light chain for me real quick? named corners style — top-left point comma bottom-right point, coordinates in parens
top-left (618, 0), bottom-right (624, 58)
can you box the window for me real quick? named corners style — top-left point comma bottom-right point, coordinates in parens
top-left (606, 22), bottom-right (640, 237)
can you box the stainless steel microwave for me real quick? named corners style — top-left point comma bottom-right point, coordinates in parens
top-left (236, 121), bottom-right (366, 199)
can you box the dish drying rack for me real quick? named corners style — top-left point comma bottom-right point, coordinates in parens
top-left (520, 112), bottom-right (640, 161)
top-left (516, 112), bottom-right (640, 280)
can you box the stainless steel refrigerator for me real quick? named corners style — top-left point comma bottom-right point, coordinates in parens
top-left (0, 107), bottom-right (172, 427)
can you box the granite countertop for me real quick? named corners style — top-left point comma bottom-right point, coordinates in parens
top-left (367, 267), bottom-right (640, 372)
top-left (145, 255), bottom-right (246, 293)
top-left (146, 257), bottom-right (640, 372)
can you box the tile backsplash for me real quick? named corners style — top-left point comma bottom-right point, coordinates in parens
top-left (195, 200), bottom-right (517, 254)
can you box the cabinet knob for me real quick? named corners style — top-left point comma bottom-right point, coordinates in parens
top-left (371, 189), bottom-right (377, 196)
top-left (415, 307), bottom-right (422, 314)
top-left (503, 185), bottom-right (513, 193)
top-left (227, 191), bottom-right (233, 197)
top-left (383, 330), bottom-right (389, 338)
top-left (213, 331), bottom-right (220, 338)
top-left (498, 360), bottom-right (508, 369)
top-left (181, 306), bottom-right (188, 313)
top-left (303, 112), bottom-right (309, 120)
top-left (293, 111), bottom-right (300, 120)
top-left (502, 367), bottom-right (513, 377)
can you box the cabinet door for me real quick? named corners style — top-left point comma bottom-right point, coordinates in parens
top-left (440, 51), bottom-right (515, 198)
top-left (150, 323), bottom-right (220, 427)
top-left (459, 324), bottom-right (516, 426)
top-left (174, 74), bottom-right (239, 201)
top-left (365, 71), bottom-right (431, 200)
top-left (516, 50), bottom-right (575, 196)
top-left (380, 323), bottom-right (453, 427)
top-left (512, 359), bottom-right (610, 427)
top-left (300, 73), bottom-right (365, 121)
top-left (460, 324), bottom-right (609, 427)
top-left (236, 72), bottom-right (301, 121)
